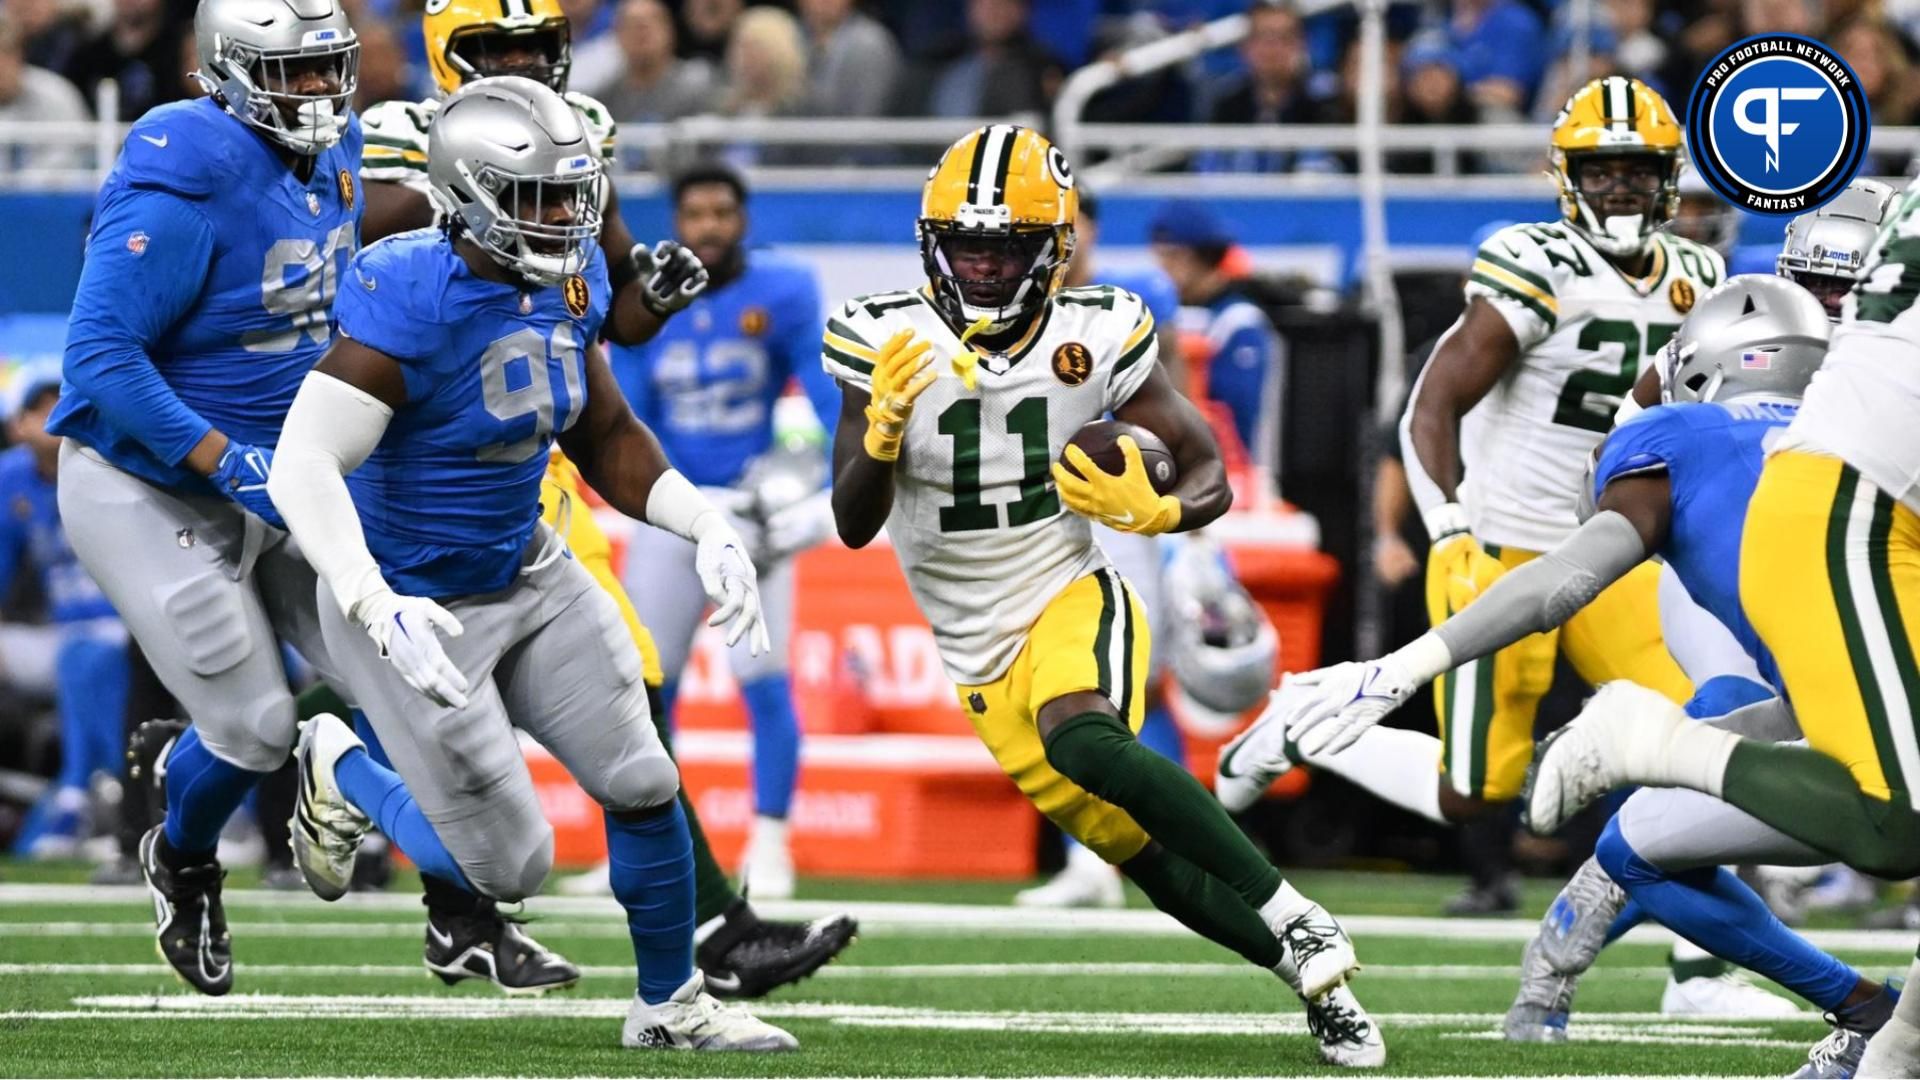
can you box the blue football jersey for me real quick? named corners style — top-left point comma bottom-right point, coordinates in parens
top-left (334, 230), bottom-right (610, 599)
top-left (0, 447), bottom-right (115, 624)
top-left (1593, 400), bottom-right (1795, 694)
top-left (609, 251), bottom-right (837, 487)
top-left (52, 98), bottom-right (363, 492)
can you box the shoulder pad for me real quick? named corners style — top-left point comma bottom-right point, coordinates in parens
top-left (562, 91), bottom-right (618, 161)
top-left (117, 100), bottom-right (231, 199)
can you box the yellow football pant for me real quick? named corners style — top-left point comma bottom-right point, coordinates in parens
top-left (1742, 451), bottom-right (1920, 809)
top-left (542, 453), bottom-right (665, 689)
top-left (956, 568), bottom-right (1153, 864)
top-left (1428, 544), bottom-right (1691, 801)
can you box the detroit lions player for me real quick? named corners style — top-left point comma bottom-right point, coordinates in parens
top-left (611, 161), bottom-right (839, 898)
top-left (269, 77), bottom-right (791, 1051)
top-left (1, 367), bottom-right (130, 859)
top-left (1248, 278), bottom-right (1899, 1073)
top-left (51, 0), bottom-right (360, 994)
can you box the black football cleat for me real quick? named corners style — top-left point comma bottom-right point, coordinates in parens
top-left (424, 899), bottom-right (580, 995)
top-left (137, 824), bottom-right (233, 996)
top-left (696, 899), bottom-right (857, 999)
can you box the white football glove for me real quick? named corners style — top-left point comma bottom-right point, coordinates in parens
top-left (635, 239), bottom-right (708, 318)
top-left (356, 592), bottom-right (470, 709)
top-left (696, 522), bottom-right (772, 656)
top-left (763, 490), bottom-right (834, 563)
top-left (1282, 657), bottom-right (1417, 758)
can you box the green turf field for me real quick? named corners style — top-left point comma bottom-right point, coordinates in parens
top-left (1, 862), bottom-right (1911, 1077)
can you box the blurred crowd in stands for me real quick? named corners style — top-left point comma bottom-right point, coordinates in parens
top-left (7, 0), bottom-right (1920, 174)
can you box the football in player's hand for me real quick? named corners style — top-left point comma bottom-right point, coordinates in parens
top-left (1062, 420), bottom-right (1178, 494)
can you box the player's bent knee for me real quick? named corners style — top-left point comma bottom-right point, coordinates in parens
top-left (199, 691), bottom-right (298, 773)
top-left (595, 751), bottom-right (680, 814)
top-left (1593, 817), bottom-right (1639, 884)
top-left (464, 824), bottom-right (555, 903)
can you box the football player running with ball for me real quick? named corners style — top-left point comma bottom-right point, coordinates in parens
top-left (268, 78), bottom-right (792, 1051)
top-left (822, 124), bottom-right (1383, 1069)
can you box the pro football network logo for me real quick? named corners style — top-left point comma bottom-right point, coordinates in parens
top-left (1687, 34), bottom-right (1868, 215)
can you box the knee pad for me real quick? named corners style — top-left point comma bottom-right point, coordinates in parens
top-left (154, 569), bottom-right (256, 678)
top-left (197, 689), bottom-right (298, 773)
top-left (596, 747), bottom-right (680, 814)
top-left (464, 821), bottom-right (554, 903)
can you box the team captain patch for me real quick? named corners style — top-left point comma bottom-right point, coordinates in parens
top-left (1052, 341), bottom-right (1092, 386)
top-left (1670, 277), bottom-right (1695, 314)
top-left (564, 275), bottom-right (590, 318)
top-left (337, 168), bottom-right (355, 212)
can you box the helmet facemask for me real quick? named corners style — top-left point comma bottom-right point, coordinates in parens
top-left (202, 34), bottom-right (359, 155)
top-left (449, 159), bottom-right (604, 286)
top-left (918, 205), bottom-right (1073, 337)
top-left (1556, 148), bottom-right (1679, 258)
top-left (447, 21), bottom-right (570, 93)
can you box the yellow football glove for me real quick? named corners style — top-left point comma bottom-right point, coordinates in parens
top-left (862, 329), bottom-right (936, 462)
top-left (1424, 531), bottom-right (1508, 621)
top-left (1050, 436), bottom-right (1182, 536)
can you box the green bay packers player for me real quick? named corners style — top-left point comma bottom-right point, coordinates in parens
top-left (326, 0), bottom-right (858, 1001)
top-left (1217, 78), bottom-right (1714, 837)
top-left (823, 124), bottom-right (1384, 1069)
top-left (1518, 178), bottom-right (1920, 1077)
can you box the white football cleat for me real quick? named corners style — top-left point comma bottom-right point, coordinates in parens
top-left (290, 713), bottom-right (371, 902)
top-left (1015, 845), bottom-right (1124, 909)
top-left (1522, 682), bottom-right (1673, 834)
top-left (1267, 892), bottom-right (1361, 1001)
top-left (740, 816), bottom-right (795, 901)
top-left (621, 971), bottom-right (799, 1051)
top-left (1214, 680), bottom-right (1306, 812)
top-left (1661, 971), bottom-right (1803, 1017)
top-left (1301, 983), bottom-right (1386, 1068)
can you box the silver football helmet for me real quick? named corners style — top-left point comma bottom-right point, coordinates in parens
top-left (428, 76), bottom-right (605, 286)
top-left (1165, 539), bottom-right (1279, 736)
top-left (195, 0), bottom-right (358, 155)
top-left (1777, 177), bottom-right (1897, 320)
top-left (1659, 275), bottom-right (1830, 405)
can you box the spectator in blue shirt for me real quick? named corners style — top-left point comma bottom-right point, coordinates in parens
top-left (1445, 0), bottom-right (1546, 115)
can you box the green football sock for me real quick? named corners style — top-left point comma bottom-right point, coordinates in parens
top-left (1722, 741), bottom-right (1920, 879)
top-left (1044, 712), bottom-right (1282, 908)
top-left (295, 682), bottom-right (350, 722)
top-left (645, 685), bottom-right (739, 924)
top-left (1122, 843), bottom-right (1282, 968)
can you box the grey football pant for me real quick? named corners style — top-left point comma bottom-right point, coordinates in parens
top-left (320, 527), bottom-right (677, 902)
top-left (58, 442), bottom-right (339, 773)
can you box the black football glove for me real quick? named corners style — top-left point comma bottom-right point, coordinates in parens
top-left (635, 239), bottom-right (708, 318)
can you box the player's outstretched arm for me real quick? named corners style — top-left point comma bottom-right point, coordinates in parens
top-left (560, 343), bottom-right (770, 652)
top-left (1110, 363), bottom-right (1232, 533)
top-left (600, 187), bottom-right (709, 346)
top-left (1283, 469), bottom-right (1670, 757)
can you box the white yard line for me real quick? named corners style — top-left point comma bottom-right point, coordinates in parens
top-left (0, 961), bottom-right (1676, 980)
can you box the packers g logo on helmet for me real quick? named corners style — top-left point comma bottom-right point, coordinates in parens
top-left (424, 0), bottom-right (571, 97)
top-left (918, 124), bottom-right (1078, 337)
top-left (1550, 76), bottom-right (1683, 259)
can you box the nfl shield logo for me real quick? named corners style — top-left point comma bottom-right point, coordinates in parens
top-left (307, 191), bottom-right (321, 216)
top-left (125, 231), bottom-right (148, 255)
top-left (1741, 350), bottom-right (1772, 370)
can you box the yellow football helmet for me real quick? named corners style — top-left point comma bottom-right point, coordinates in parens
top-left (423, 0), bottom-right (570, 97)
top-left (918, 124), bottom-right (1077, 334)
top-left (1550, 75), bottom-right (1683, 258)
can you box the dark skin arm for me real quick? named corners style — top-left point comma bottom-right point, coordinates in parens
top-left (599, 185), bottom-right (672, 347)
top-left (830, 380), bottom-right (894, 548)
top-left (1406, 298), bottom-right (1521, 502)
top-left (1629, 364), bottom-right (1662, 411)
top-left (315, 336), bottom-right (411, 407)
top-left (1111, 361), bottom-right (1232, 532)
top-left (360, 180), bottom-right (436, 245)
top-left (1596, 470), bottom-right (1673, 553)
top-left (555, 338), bottom-right (675, 518)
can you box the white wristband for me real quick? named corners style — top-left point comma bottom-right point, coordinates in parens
top-left (1389, 632), bottom-right (1455, 687)
top-left (1422, 501), bottom-right (1472, 543)
top-left (645, 469), bottom-right (722, 543)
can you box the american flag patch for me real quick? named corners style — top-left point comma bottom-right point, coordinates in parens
top-left (1741, 351), bottom-right (1772, 370)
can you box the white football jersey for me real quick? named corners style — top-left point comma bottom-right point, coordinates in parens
top-left (1791, 179), bottom-right (1920, 513)
top-left (823, 285), bottom-right (1159, 684)
top-left (360, 90), bottom-right (618, 204)
top-left (1457, 222), bottom-right (1725, 551)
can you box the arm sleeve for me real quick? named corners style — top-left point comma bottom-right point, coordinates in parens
top-left (783, 273), bottom-right (841, 441)
top-left (1430, 510), bottom-right (1651, 666)
top-left (822, 299), bottom-right (879, 390)
top-left (1463, 225), bottom-right (1559, 353)
top-left (1105, 291), bottom-right (1159, 411)
top-left (266, 370), bottom-right (396, 619)
top-left (62, 188), bottom-right (219, 466)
